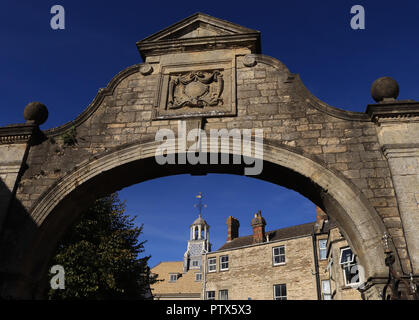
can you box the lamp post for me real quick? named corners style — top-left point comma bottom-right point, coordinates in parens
top-left (381, 232), bottom-right (400, 300)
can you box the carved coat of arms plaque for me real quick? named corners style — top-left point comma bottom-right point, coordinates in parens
top-left (154, 60), bottom-right (236, 120)
top-left (168, 70), bottom-right (224, 109)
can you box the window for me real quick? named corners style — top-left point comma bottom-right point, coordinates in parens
top-left (220, 255), bottom-right (229, 271)
top-left (339, 247), bottom-right (360, 286)
top-left (219, 289), bottom-right (228, 300)
top-left (195, 273), bottom-right (202, 282)
top-left (321, 280), bottom-right (332, 300)
top-left (206, 291), bottom-right (215, 300)
top-left (319, 239), bottom-right (328, 260)
top-left (192, 260), bottom-right (199, 267)
top-left (273, 284), bottom-right (287, 300)
top-left (273, 246), bottom-right (286, 265)
top-left (339, 247), bottom-right (355, 264)
top-left (343, 262), bottom-right (360, 286)
top-left (208, 257), bottom-right (216, 272)
top-left (169, 274), bottom-right (178, 283)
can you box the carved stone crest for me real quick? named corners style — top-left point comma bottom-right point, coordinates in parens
top-left (168, 70), bottom-right (224, 109)
top-left (154, 59), bottom-right (236, 120)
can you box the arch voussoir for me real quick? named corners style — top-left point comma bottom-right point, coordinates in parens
top-left (28, 139), bottom-right (388, 281)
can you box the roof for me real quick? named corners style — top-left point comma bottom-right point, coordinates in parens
top-left (218, 222), bottom-right (317, 251)
top-left (150, 261), bottom-right (202, 296)
top-left (191, 214), bottom-right (209, 227)
top-left (321, 218), bottom-right (338, 233)
top-left (151, 261), bottom-right (184, 273)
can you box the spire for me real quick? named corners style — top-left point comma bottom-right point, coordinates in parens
top-left (184, 193), bottom-right (212, 272)
top-left (190, 193), bottom-right (209, 241)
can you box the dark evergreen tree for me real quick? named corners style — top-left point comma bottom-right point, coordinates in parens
top-left (47, 193), bottom-right (157, 299)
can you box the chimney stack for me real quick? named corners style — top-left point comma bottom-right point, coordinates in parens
top-left (226, 216), bottom-right (240, 242)
top-left (251, 210), bottom-right (266, 244)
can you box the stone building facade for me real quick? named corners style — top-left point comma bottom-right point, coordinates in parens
top-left (151, 206), bottom-right (362, 300)
top-left (204, 208), bottom-right (362, 300)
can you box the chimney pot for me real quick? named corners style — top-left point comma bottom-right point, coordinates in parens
top-left (251, 210), bottom-right (266, 244)
top-left (226, 216), bottom-right (240, 242)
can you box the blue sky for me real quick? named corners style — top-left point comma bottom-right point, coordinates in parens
top-left (0, 1), bottom-right (418, 267)
top-left (118, 175), bottom-right (315, 268)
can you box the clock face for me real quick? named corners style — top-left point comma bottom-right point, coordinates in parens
top-left (189, 243), bottom-right (203, 256)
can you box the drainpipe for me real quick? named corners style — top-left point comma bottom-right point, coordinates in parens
top-left (202, 249), bottom-right (207, 300)
top-left (312, 230), bottom-right (322, 300)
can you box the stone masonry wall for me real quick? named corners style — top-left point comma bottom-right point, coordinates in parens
top-left (0, 143), bottom-right (27, 230)
top-left (205, 235), bottom-right (318, 300)
top-left (8, 52), bottom-right (409, 273)
top-left (376, 119), bottom-right (419, 274)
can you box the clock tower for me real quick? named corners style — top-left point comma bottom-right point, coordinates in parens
top-left (183, 193), bottom-right (211, 272)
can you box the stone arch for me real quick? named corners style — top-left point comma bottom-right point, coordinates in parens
top-left (17, 138), bottom-right (388, 298)
top-left (2, 12), bottom-right (417, 300)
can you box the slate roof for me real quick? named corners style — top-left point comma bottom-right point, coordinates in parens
top-left (217, 219), bottom-right (339, 251)
top-left (150, 261), bottom-right (202, 296)
top-left (218, 222), bottom-right (316, 251)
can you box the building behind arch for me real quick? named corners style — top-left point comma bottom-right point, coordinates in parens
top-left (150, 207), bottom-right (362, 300)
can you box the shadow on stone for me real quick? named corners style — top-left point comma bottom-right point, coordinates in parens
top-left (0, 177), bottom-right (40, 299)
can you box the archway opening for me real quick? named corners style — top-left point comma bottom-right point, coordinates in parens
top-left (19, 145), bottom-right (388, 299)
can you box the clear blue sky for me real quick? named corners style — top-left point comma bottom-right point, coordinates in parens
top-left (0, 1), bottom-right (418, 267)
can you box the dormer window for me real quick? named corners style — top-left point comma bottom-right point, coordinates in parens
top-left (169, 273), bottom-right (179, 283)
top-left (195, 273), bottom-right (202, 281)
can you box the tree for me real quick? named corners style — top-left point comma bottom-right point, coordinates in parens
top-left (47, 193), bottom-right (157, 299)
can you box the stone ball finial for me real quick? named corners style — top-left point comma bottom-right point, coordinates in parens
top-left (371, 77), bottom-right (399, 102)
top-left (24, 102), bottom-right (49, 125)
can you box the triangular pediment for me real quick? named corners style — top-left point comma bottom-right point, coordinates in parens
top-left (162, 21), bottom-right (232, 40)
top-left (137, 13), bottom-right (261, 60)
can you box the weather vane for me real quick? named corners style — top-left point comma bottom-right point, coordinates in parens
top-left (194, 192), bottom-right (207, 217)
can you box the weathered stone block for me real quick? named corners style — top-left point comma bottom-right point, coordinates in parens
top-left (247, 104), bottom-right (278, 114)
top-left (322, 145), bottom-right (347, 153)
